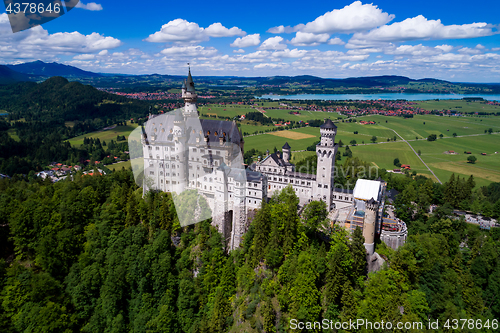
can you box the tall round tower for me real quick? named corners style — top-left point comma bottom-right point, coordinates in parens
top-left (314, 119), bottom-right (338, 210)
top-left (181, 67), bottom-right (198, 119)
top-left (363, 197), bottom-right (377, 255)
top-left (282, 142), bottom-right (291, 163)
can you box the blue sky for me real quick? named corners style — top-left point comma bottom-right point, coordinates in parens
top-left (2, 0), bottom-right (500, 81)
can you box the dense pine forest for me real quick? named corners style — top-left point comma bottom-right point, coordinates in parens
top-left (0, 169), bottom-right (499, 332)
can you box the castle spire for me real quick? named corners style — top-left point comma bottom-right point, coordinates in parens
top-left (181, 66), bottom-right (198, 118)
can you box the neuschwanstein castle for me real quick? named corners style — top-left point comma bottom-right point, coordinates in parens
top-left (139, 69), bottom-right (405, 254)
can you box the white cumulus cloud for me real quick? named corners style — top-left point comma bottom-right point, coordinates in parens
top-left (75, 2), bottom-right (103, 11)
top-left (230, 34), bottom-right (260, 48)
top-left (267, 25), bottom-right (298, 34)
top-left (348, 15), bottom-right (497, 48)
top-left (299, 1), bottom-right (394, 34)
top-left (290, 32), bottom-right (330, 46)
top-left (160, 45), bottom-right (218, 57)
top-left (258, 36), bottom-right (287, 50)
top-left (146, 19), bottom-right (245, 44)
top-left (204, 23), bottom-right (245, 37)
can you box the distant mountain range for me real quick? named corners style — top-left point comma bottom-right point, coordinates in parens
top-left (1, 60), bottom-right (499, 94)
top-left (6, 60), bottom-right (102, 78)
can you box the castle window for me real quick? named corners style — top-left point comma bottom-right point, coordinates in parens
top-left (201, 149), bottom-right (205, 153)
top-left (150, 171), bottom-right (154, 175)
top-left (148, 146), bottom-right (152, 150)
top-left (318, 184), bottom-right (321, 187)
top-left (161, 128), bottom-right (165, 132)
top-left (324, 185), bottom-right (328, 188)
top-left (209, 178), bottom-right (212, 182)
top-left (160, 171), bottom-right (163, 176)
top-left (166, 181), bottom-right (169, 184)
top-left (210, 186), bottom-right (212, 191)
top-left (173, 181), bottom-right (176, 184)
top-left (204, 177), bottom-right (207, 181)
top-left (160, 179), bottom-right (163, 183)
top-left (214, 131), bottom-right (218, 136)
top-left (156, 147), bottom-right (159, 151)
top-left (193, 148), bottom-right (197, 152)
top-left (216, 151), bottom-right (220, 155)
top-left (156, 155), bottom-right (159, 159)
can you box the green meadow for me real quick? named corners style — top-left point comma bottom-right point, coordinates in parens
top-left (63, 103), bottom-right (500, 187)
top-left (108, 160), bottom-right (132, 171)
top-left (416, 99), bottom-right (500, 114)
top-left (66, 122), bottom-right (139, 146)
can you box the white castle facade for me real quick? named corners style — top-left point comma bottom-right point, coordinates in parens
top-left (141, 69), bottom-right (403, 254)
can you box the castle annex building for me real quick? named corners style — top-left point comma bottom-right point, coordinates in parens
top-left (141, 69), bottom-right (405, 253)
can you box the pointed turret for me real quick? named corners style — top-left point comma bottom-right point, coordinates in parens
top-left (282, 142), bottom-right (291, 163)
top-left (182, 67), bottom-right (198, 118)
top-left (186, 67), bottom-right (195, 92)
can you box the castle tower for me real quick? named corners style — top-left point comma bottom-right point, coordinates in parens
top-left (363, 198), bottom-right (377, 255)
top-left (230, 169), bottom-right (247, 251)
top-left (173, 109), bottom-right (187, 193)
top-left (282, 142), bottom-right (291, 163)
top-left (314, 119), bottom-right (338, 210)
top-left (181, 67), bottom-right (198, 119)
top-left (214, 163), bottom-right (230, 239)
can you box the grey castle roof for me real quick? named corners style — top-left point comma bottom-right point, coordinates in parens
top-left (320, 118), bottom-right (337, 129)
top-left (246, 170), bottom-right (264, 182)
top-left (334, 187), bottom-right (354, 194)
top-left (186, 68), bottom-right (195, 93)
top-left (282, 142), bottom-right (291, 150)
top-left (143, 115), bottom-right (243, 147)
top-left (263, 152), bottom-right (294, 168)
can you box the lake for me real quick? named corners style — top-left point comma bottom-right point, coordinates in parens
top-left (258, 93), bottom-right (500, 101)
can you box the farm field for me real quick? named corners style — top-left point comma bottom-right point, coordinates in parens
top-left (66, 122), bottom-right (139, 146)
top-left (108, 160), bottom-right (131, 171)
top-left (416, 99), bottom-right (500, 114)
top-left (198, 105), bottom-right (253, 119)
top-left (7, 128), bottom-right (19, 141)
top-left (244, 127), bottom-right (321, 153)
top-left (286, 116), bottom-right (500, 188)
top-left (356, 114), bottom-right (500, 141)
top-left (64, 105), bottom-right (500, 188)
top-left (261, 108), bottom-right (345, 122)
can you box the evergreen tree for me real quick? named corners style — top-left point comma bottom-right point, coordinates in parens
top-left (350, 227), bottom-right (367, 285)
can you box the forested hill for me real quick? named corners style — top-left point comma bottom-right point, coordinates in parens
top-left (0, 171), bottom-right (499, 332)
top-left (0, 76), bottom-right (149, 122)
top-left (0, 65), bottom-right (32, 85)
top-left (0, 77), bottom-right (151, 175)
